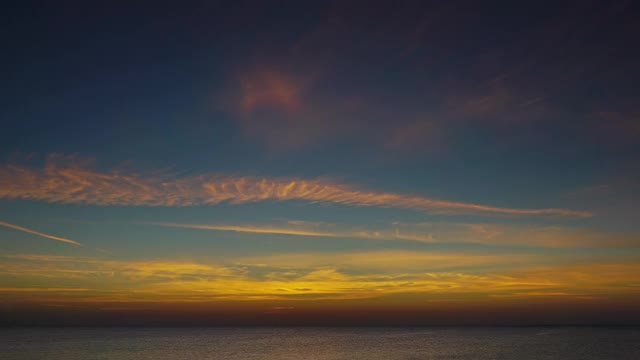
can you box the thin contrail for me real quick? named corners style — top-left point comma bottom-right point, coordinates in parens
top-left (0, 221), bottom-right (83, 246)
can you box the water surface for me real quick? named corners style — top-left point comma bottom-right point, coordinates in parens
top-left (2, 327), bottom-right (639, 359)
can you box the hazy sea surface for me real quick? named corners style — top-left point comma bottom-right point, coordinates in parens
top-left (1, 327), bottom-right (639, 359)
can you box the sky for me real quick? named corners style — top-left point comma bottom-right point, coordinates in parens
top-left (1, 0), bottom-right (639, 326)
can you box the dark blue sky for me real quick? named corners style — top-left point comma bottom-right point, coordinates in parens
top-left (0, 0), bottom-right (639, 324)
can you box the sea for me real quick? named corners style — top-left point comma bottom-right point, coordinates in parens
top-left (1, 327), bottom-right (639, 359)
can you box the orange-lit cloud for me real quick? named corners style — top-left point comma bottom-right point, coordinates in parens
top-left (0, 221), bottom-right (83, 246)
top-left (0, 254), bottom-right (236, 282)
top-left (1, 252), bottom-right (639, 304)
top-left (146, 221), bottom-right (435, 242)
top-left (459, 223), bottom-right (640, 247)
top-left (147, 220), bottom-right (639, 247)
top-left (0, 156), bottom-right (590, 217)
top-left (148, 222), bottom-right (341, 238)
top-left (0, 287), bottom-right (90, 292)
top-left (232, 250), bottom-right (541, 272)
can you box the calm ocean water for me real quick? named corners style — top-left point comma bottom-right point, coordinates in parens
top-left (1, 327), bottom-right (639, 359)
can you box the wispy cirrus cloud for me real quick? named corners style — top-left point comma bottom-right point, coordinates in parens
top-left (146, 220), bottom-right (639, 248)
top-left (0, 221), bottom-right (83, 246)
top-left (145, 221), bottom-right (435, 243)
top-left (0, 155), bottom-right (590, 217)
top-left (148, 222), bottom-right (342, 239)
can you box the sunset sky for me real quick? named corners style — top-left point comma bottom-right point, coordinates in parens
top-left (1, 1), bottom-right (639, 325)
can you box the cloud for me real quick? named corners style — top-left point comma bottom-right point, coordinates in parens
top-left (220, 48), bottom-right (548, 154)
top-left (0, 254), bottom-right (236, 283)
top-left (144, 220), bottom-right (638, 248)
top-left (0, 287), bottom-right (90, 292)
top-left (0, 221), bottom-right (83, 246)
top-left (236, 68), bottom-right (304, 113)
top-left (443, 77), bottom-right (548, 126)
top-left (146, 221), bottom-right (435, 243)
top-left (459, 223), bottom-right (640, 248)
top-left (148, 222), bottom-right (341, 238)
top-left (0, 155), bottom-right (590, 217)
top-left (222, 65), bottom-right (363, 151)
top-left (566, 178), bottom-right (640, 226)
top-left (1, 252), bottom-right (639, 303)
top-left (233, 250), bottom-right (540, 272)
top-left (393, 221), bottom-right (640, 248)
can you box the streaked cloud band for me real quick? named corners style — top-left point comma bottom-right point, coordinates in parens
top-left (146, 220), bottom-right (639, 248)
top-left (0, 157), bottom-right (590, 217)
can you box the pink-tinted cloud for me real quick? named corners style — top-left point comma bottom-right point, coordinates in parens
top-left (236, 68), bottom-right (303, 114)
top-left (0, 156), bottom-right (590, 217)
top-left (223, 66), bottom-right (332, 151)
